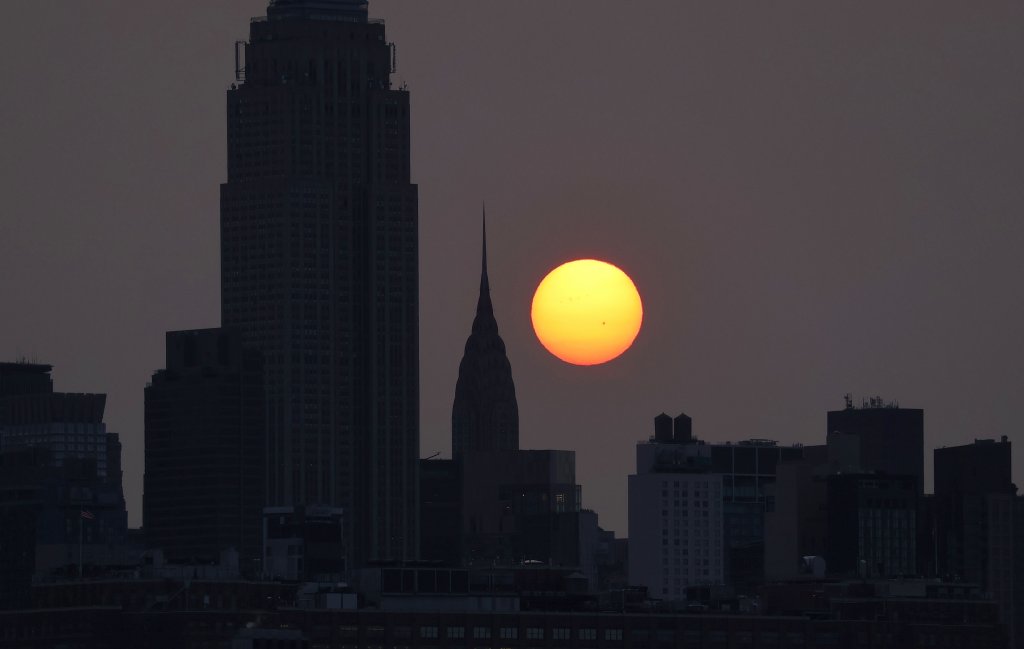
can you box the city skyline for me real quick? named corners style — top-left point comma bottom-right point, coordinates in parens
top-left (2, 0), bottom-right (1024, 535)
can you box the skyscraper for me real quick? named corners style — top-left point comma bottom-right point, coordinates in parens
top-left (221, 0), bottom-right (418, 565)
top-left (143, 329), bottom-right (264, 571)
top-left (451, 216), bottom-right (519, 460)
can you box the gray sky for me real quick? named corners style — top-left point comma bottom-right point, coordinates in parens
top-left (2, 1), bottom-right (1022, 533)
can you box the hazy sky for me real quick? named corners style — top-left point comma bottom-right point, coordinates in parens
top-left (2, 1), bottom-right (1023, 533)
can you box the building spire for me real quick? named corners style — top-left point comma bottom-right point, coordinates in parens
top-left (477, 204), bottom-right (493, 318)
top-left (453, 204), bottom-right (519, 460)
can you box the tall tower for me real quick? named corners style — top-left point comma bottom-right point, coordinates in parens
top-left (221, 0), bottom-right (419, 565)
top-left (451, 214), bottom-right (519, 460)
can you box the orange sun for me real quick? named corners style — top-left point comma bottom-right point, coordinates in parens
top-left (531, 259), bottom-right (643, 366)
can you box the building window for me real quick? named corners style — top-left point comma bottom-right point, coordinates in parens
top-left (446, 627), bottom-right (465, 639)
top-left (552, 628), bottom-right (570, 640)
top-left (500, 627), bottom-right (517, 639)
top-left (579, 628), bottom-right (597, 640)
top-left (605, 629), bottom-right (623, 640)
top-left (473, 627), bottom-right (491, 639)
top-left (526, 627), bottom-right (544, 639)
top-left (420, 626), bottom-right (438, 639)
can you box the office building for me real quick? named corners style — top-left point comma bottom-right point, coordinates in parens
top-left (709, 436), bottom-right (803, 591)
top-left (934, 437), bottom-right (1018, 646)
top-left (0, 361), bottom-right (54, 397)
top-left (633, 411), bottom-right (803, 595)
top-left (0, 362), bottom-right (112, 479)
top-left (263, 505), bottom-right (346, 581)
top-left (825, 473), bottom-right (917, 578)
top-left (826, 396), bottom-right (924, 493)
top-left (762, 445), bottom-right (829, 580)
top-left (0, 362), bottom-right (128, 605)
top-left (143, 329), bottom-right (264, 572)
top-left (451, 217), bottom-right (519, 460)
top-left (935, 438), bottom-right (1013, 584)
top-left (419, 458), bottom-right (462, 566)
top-left (461, 450), bottom-right (581, 568)
top-left (221, 0), bottom-right (419, 566)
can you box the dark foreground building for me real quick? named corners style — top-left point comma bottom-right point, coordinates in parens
top-left (461, 450), bottom-right (581, 568)
top-left (143, 329), bottom-right (264, 572)
top-left (1, 593), bottom-right (1008, 649)
top-left (221, 0), bottom-right (419, 566)
top-left (419, 458), bottom-right (462, 566)
top-left (825, 473), bottom-right (917, 578)
top-left (826, 397), bottom-right (924, 494)
top-left (934, 437), bottom-right (1019, 647)
top-left (0, 362), bottom-right (128, 609)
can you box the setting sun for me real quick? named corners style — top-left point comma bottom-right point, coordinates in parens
top-left (531, 259), bottom-right (643, 366)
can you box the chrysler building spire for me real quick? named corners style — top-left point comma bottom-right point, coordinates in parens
top-left (452, 210), bottom-right (519, 460)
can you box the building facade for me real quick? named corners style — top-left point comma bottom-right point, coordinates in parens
top-left (629, 416), bottom-right (725, 600)
top-left (825, 473), bottom-right (918, 578)
top-left (709, 438), bottom-right (803, 592)
top-left (143, 329), bottom-right (265, 572)
top-left (221, 0), bottom-right (419, 566)
top-left (632, 412), bottom-right (802, 596)
top-left (461, 450), bottom-right (581, 568)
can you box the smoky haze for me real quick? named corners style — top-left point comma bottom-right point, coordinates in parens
top-left (2, 1), bottom-right (1023, 533)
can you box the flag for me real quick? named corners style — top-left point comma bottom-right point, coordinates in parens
top-left (80, 510), bottom-right (94, 520)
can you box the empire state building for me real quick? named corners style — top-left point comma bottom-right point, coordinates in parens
top-left (220, 0), bottom-right (418, 565)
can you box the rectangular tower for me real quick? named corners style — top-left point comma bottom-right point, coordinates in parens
top-left (221, 0), bottom-right (418, 566)
top-left (143, 329), bottom-right (265, 571)
top-left (826, 400), bottom-right (924, 494)
top-left (629, 422), bottom-right (725, 601)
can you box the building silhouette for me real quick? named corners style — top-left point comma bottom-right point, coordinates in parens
top-left (707, 432), bottom-right (803, 592)
top-left (221, 0), bottom-right (419, 565)
top-left (143, 329), bottom-right (264, 573)
top-left (0, 362), bottom-right (127, 607)
top-left (419, 457), bottom-right (462, 566)
top-left (762, 444), bottom-right (829, 581)
top-left (825, 473), bottom-right (917, 578)
top-left (421, 226), bottom-right (584, 572)
top-left (826, 397), bottom-right (924, 494)
top-left (934, 437), bottom-right (1019, 647)
top-left (451, 215), bottom-right (519, 460)
top-left (461, 450), bottom-right (581, 568)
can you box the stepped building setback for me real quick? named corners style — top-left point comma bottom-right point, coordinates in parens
top-left (220, 0), bottom-right (419, 567)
